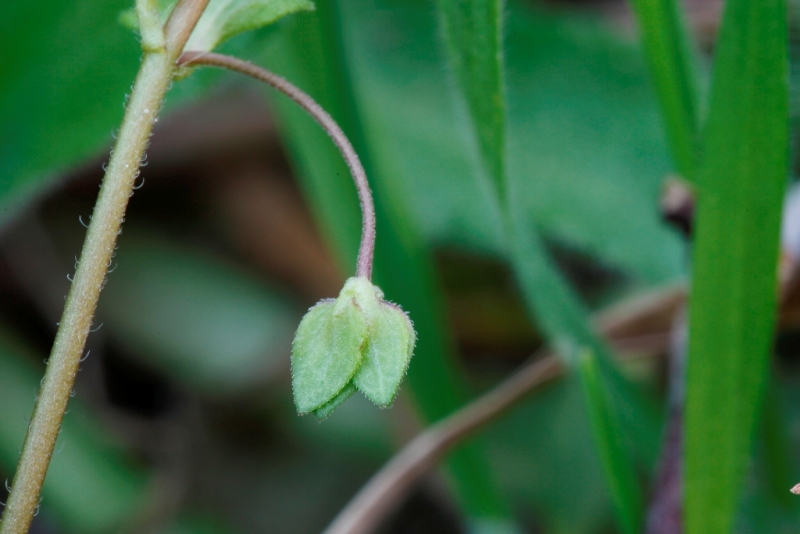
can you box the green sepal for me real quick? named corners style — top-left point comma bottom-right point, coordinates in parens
top-left (312, 382), bottom-right (357, 420)
top-left (290, 298), bottom-right (367, 414)
top-left (354, 302), bottom-right (416, 407)
top-left (290, 277), bottom-right (417, 416)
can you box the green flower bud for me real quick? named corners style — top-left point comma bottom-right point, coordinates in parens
top-left (291, 277), bottom-right (416, 418)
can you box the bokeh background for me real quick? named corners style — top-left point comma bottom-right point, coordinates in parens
top-left (2, 0), bottom-right (800, 532)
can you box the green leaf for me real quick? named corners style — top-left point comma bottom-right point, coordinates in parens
top-left (99, 232), bottom-right (299, 395)
top-left (185, 0), bottom-right (315, 52)
top-left (487, 373), bottom-right (616, 533)
top-left (348, 1), bottom-right (683, 284)
top-left (354, 301), bottom-right (416, 407)
top-left (0, 0), bottom-right (140, 224)
top-left (627, 0), bottom-right (700, 180)
top-left (577, 350), bottom-right (644, 534)
top-left (291, 298), bottom-right (367, 414)
top-left (684, 0), bottom-right (788, 532)
top-left (760, 380), bottom-right (797, 511)
top-left (435, 0), bottom-right (506, 197)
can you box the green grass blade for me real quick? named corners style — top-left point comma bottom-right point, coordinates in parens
top-left (684, 0), bottom-right (788, 531)
top-left (263, 7), bottom-right (516, 529)
top-left (435, 0), bottom-right (506, 197)
top-left (507, 199), bottom-right (660, 521)
top-left (578, 350), bottom-right (644, 534)
top-left (627, 0), bottom-right (699, 180)
top-left (434, 0), bottom-right (656, 523)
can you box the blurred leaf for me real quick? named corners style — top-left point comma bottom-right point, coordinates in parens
top-left (313, 382), bottom-right (357, 420)
top-left (577, 351), bottom-right (643, 534)
top-left (684, 0), bottom-right (788, 532)
top-left (156, 514), bottom-right (233, 534)
top-left (294, 392), bottom-right (394, 458)
top-left (0, 331), bottom-right (147, 533)
top-left (346, 0), bottom-right (683, 285)
top-left (0, 0), bottom-right (140, 222)
top-left (0, 0), bottom-right (308, 229)
top-left (185, 0), bottom-right (315, 52)
top-left (628, 0), bottom-right (700, 180)
top-left (100, 231), bottom-right (299, 394)
top-left (508, 216), bottom-right (662, 469)
top-left (435, 0), bottom-right (505, 197)
top-left (760, 382), bottom-right (797, 511)
top-left (487, 373), bottom-right (613, 534)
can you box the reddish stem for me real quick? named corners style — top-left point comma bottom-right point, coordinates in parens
top-left (178, 51), bottom-right (377, 279)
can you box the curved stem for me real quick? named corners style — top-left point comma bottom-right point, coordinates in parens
top-left (0, 2), bottom-right (208, 532)
top-left (177, 51), bottom-right (377, 279)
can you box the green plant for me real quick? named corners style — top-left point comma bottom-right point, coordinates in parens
top-left (0, 0), bottom-right (796, 533)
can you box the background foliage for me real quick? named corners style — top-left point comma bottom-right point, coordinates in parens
top-left (0, 0), bottom-right (798, 532)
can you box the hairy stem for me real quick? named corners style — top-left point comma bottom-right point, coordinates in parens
top-left (177, 51), bottom-right (377, 279)
top-left (0, 2), bottom-right (208, 531)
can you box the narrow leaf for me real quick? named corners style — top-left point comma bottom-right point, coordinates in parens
top-left (508, 204), bottom-right (662, 468)
top-left (628, 0), bottom-right (699, 180)
top-left (435, 0), bottom-right (506, 196)
top-left (685, 0), bottom-right (788, 532)
top-left (578, 350), bottom-right (644, 534)
top-left (434, 0), bottom-right (657, 521)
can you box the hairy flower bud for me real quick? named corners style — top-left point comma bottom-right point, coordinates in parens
top-left (291, 277), bottom-right (415, 418)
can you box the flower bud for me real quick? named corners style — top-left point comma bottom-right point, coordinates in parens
top-left (291, 277), bottom-right (415, 418)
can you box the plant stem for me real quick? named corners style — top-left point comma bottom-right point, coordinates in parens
top-left (324, 354), bottom-right (562, 534)
top-left (178, 51), bottom-right (377, 280)
top-left (0, 2), bottom-right (208, 531)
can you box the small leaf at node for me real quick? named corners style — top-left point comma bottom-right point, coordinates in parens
top-left (185, 0), bottom-right (315, 52)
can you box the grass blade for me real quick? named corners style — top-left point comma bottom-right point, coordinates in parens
top-left (434, 0), bottom-right (656, 526)
top-left (578, 350), bottom-right (644, 534)
top-left (627, 0), bottom-right (699, 180)
top-left (435, 0), bottom-right (506, 196)
top-left (684, 0), bottom-right (788, 531)
top-left (263, 6), bottom-right (516, 529)
top-left (508, 200), bottom-right (660, 532)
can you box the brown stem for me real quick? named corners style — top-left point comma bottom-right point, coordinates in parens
top-left (322, 284), bottom-right (685, 534)
top-left (177, 51), bottom-right (377, 280)
top-left (323, 355), bottom-right (563, 534)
